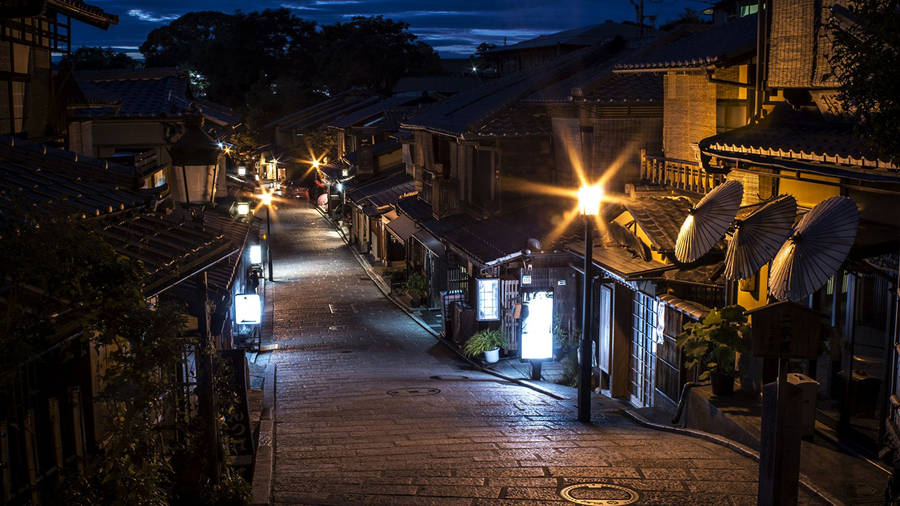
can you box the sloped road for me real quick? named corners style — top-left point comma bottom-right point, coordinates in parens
top-left (267, 202), bottom-right (822, 505)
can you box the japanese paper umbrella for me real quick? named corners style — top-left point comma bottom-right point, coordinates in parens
top-left (768, 196), bottom-right (859, 301)
top-left (724, 195), bottom-right (797, 280)
top-left (675, 180), bottom-right (743, 263)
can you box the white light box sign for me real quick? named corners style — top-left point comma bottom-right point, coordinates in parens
top-left (476, 278), bottom-right (500, 321)
top-left (521, 291), bottom-right (553, 360)
top-left (235, 294), bottom-right (261, 324)
top-left (249, 245), bottom-right (262, 265)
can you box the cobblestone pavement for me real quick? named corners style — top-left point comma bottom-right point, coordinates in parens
top-left (268, 202), bottom-right (823, 505)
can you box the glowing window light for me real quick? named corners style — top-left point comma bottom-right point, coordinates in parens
top-left (476, 278), bottom-right (500, 321)
top-left (235, 293), bottom-right (261, 324)
top-left (521, 291), bottom-right (553, 360)
top-left (249, 244), bottom-right (262, 264)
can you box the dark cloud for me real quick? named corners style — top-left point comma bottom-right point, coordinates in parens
top-left (72, 0), bottom-right (706, 57)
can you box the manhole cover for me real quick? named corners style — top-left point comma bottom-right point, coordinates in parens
top-left (559, 483), bottom-right (639, 505)
top-left (386, 387), bottom-right (440, 397)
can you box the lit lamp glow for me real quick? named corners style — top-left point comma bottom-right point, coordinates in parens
top-left (336, 183), bottom-right (343, 192)
top-left (235, 293), bottom-right (261, 324)
top-left (260, 192), bottom-right (273, 206)
top-left (312, 159), bottom-right (320, 169)
top-left (341, 168), bottom-right (349, 177)
top-left (577, 184), bottom-right (604, 216)
top-left (236, 201), bottom-right (250, 216)
top-left (238, 166), bottom-right (247, 176)
top-left (249, 244), bottom-right (262, 264)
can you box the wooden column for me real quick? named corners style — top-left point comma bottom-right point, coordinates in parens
top-left (48, 398), bottom-right (63, 484)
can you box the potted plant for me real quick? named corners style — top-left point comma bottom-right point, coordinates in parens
top-left (402, 271), bottom-right (427, 306)
top-left (676, 305), bottom-right (750, 396)
top-left (463, 328), bottom-right (507, 364)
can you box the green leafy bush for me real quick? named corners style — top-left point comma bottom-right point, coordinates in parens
top-left (402, 271), bottom-right (426, 302)
top-left (463, 329), bottom-right (507, 357)
top-left (676, 305), bottom-right (750, 381)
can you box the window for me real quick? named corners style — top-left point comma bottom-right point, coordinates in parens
top-left (476, 278), bottom-right (500, 321)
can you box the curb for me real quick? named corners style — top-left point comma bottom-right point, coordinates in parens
top-left (313, 205), bottom-right (567, 401)
top-left (250, 363), bottom-right (277, 506)
top-left (622, 408), bottom-right (844, 506)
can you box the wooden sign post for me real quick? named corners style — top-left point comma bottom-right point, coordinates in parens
top-left (746, 302), bottom-right (821, 506)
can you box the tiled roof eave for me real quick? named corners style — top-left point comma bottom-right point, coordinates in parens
top-left (702, 147), bottom-right (900, 182)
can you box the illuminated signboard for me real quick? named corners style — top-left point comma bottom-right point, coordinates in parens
top-left (249, 245), bottom-right (262, 265)
top-left (476, 278), bottom-right (500, 321)
top-left (521, 291), bottom-right (553, 359)
top-left (235, 294), bottom-right (261, 324)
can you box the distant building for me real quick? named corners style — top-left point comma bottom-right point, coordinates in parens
top-left (485, 21), bottom-right (651, 75)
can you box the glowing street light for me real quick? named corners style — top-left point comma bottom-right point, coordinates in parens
top-left (312, 159), bottom-right (320, 169)
top-left (578, 184), bottom-right (604, 216)
top-left (577, 182), bottom-right (603, 423)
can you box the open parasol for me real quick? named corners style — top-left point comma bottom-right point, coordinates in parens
top-left (724, 195), bottom-right (797, 280)
top-left (768, 196), bottom-right (858, 301)
top-left (675, 180), bottom-right (743, 263)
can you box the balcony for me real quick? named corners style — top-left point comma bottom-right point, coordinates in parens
top-left (640, 150), bottom-right (725, 195)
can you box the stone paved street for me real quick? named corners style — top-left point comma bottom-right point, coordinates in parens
top-left (267, 202), bottom-right (823, 505)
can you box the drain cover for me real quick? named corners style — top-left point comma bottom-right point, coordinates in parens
top-left (559, 483), bottom-right (639, 505)
top-left (386, 387), bottom-right (440, 397)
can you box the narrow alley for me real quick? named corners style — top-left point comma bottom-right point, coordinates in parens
top-left (263, 202), bottom-right (823, 505)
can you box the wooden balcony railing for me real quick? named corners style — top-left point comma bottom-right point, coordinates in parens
top-left (640, 150), bottom-right (725, 195)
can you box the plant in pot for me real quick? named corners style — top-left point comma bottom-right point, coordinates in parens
top-left (402, 271), bottom-right (427, 306)
top-left (676, 305), bottom-right (750, 396)
top-left (463, 328), bottom-right (507, 364)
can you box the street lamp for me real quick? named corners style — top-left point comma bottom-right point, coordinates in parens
top-left (577, 183), bottom-right (603, 423)
top-left (261, 191), bottom-right (274, 281)
top-left (236, 201), bottom-right (250, 217)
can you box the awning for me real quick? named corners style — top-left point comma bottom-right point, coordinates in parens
top-left (385, 214), bottom-right (417, 242)
top-left (413, 229), bottom-right (446, 257)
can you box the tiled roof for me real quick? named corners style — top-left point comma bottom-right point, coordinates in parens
top-left (487, 22), bottom-right (646, 53)
top-left (567, 240), bottom-right (671, 279)
top-left (391, 77), bottom-right (481, 94)
top-left (363, 180), bottom-right (416, 209)
top-left (699, 104), bottom-right (900, 175)
top-left (74, 68), bottom-right (190, 118)
top-left (328, 93), bottom-right (425, 129)
top-left (623, 196), bottom-right (694, 252)
top-left (402, 40), bottom-right (630, 138)
top-left (477, 105), bottom-right (552, 137)
top-left (346, 172), bottom-right (412, 205)
top-left (396, 195), bottom-right (433, 222)
top-left (265, 90), bottom-right (378, 131)
top-left (0, 159), bottom-right (147, 223)
top-left (100, 212), bottom-right (240, 297)
top-left (0, 135), bottom-right (140, 188)
top-left (614, 15), bottom-right (757, 71)
top-left (48, 0), bottom-right (118, 28)
top-left (659, 293), bottom-right (710, 320)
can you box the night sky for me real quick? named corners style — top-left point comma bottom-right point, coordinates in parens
top-left (73, 0), bottom-right (706, 58)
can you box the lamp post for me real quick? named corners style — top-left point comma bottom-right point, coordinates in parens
top-left (577, 184), bottom-right (603, 423)
top-left (261, 192), bottom-right (274, 281)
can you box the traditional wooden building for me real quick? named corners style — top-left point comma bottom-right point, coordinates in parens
top-left (694, 0), bottom-right (900, 454)
top-left (0, 0), bottom-right (117, 140)
top-left (0, 135), bottom-right (258, 500)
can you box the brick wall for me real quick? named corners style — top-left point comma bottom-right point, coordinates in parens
top-left (663, 72), bottom-right (716, 163)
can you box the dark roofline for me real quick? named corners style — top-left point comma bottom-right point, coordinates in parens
top-left (48, 0), bottom-right (118, 29)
